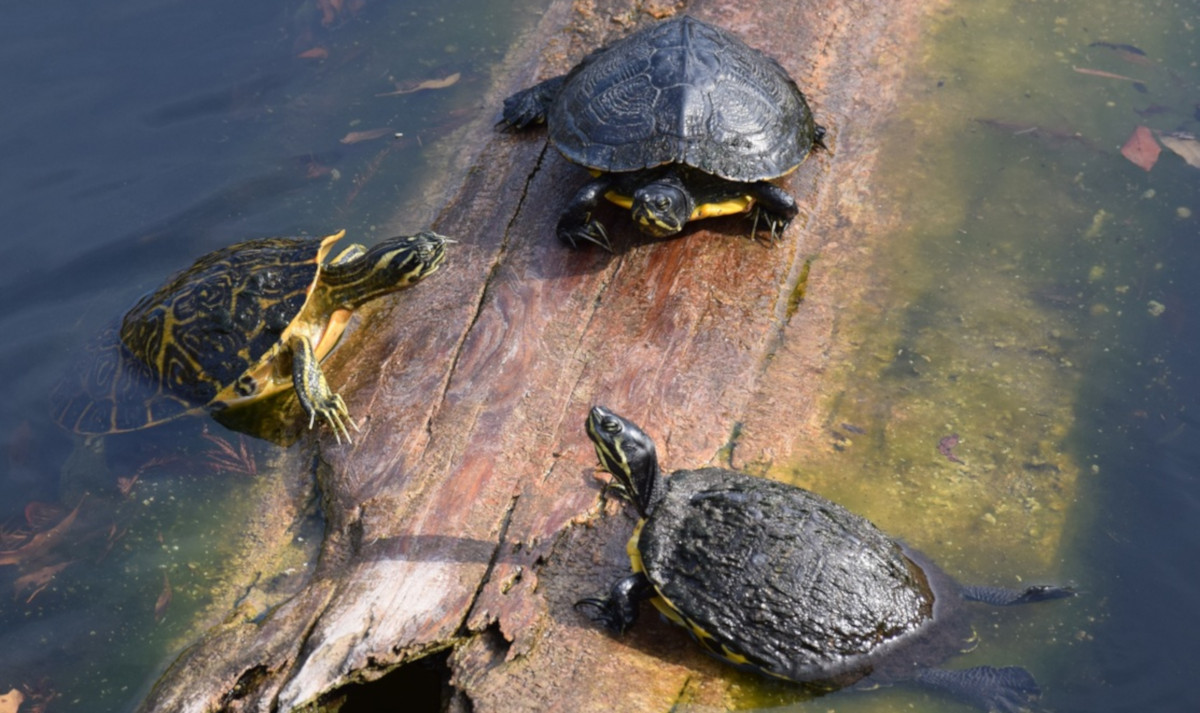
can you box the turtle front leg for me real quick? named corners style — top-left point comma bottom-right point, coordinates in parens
top-left (557, 176), bottom-right (616, 250)
top-left (288, 335), bottom-right (358, 444)
top-left (746, 181), bottom-right (799, 240)
top-left (574, 572), bottom-right (654, 634)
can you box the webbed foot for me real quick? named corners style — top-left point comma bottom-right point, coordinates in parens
top-left (750, 206), bottom-right (794, 242)
top-left (575, 573), bottom-right (652, 634)
top-left (501, 76), bottom-right (567, 130)
top-left (915, 665), bottom-right (1040, 713)
top-left (290, 336), bottom-right (360, 444)
top-left (305, 390), bottom-right (359, 445)
top-left (962, 584), bottom-right (1076, 606)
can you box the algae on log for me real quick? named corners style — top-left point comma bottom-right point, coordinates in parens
top-left (136, 0), bottom-right (986, 711)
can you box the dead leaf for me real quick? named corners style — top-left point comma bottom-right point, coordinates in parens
top-left (14, 560), bottom-right (75, 602)
top-left (1121, 125), bottom-right (1160, 171)
top-left (154, 571), bottom-right (172, 623)
top-left (1073, 65), bottom-right (1148, 92)
top-left (0, 688), bottom-right (24, 713)
top-left (339, 128), bottom-right (394, 145)
top-left (1157, 131), bottom-right (1200, 169)
top-left (1073, 65), bottom-right (1141, 82)
top-left (0, 496), bottom-right (86, 567)
top-left (297, 47), bottom-right (329, 60)
top-left (376, 72), bottom-right (461, 97)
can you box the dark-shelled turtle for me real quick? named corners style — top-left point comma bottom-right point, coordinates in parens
top-left (502, 15), bottom-right (824, 249)
top-left (51, 230), bottom-right (447, 442)
top-left (578, 405), bottom-right (1074, 712)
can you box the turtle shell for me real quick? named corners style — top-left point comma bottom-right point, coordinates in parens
top-left (51, 234), bottom-right (340, 435)
top-left (636, 467), bottom-right (938, 683)
top-left (549, 16), bottom-right (818, 182)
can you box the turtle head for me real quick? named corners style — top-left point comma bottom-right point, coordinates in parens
top-left (323, 231), bottom-right (449, 307)
top-left (586, 405), bottom-right (662, 517)
top-left (631, 179), bottom-right (694, 238)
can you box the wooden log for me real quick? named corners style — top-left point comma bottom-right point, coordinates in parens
top-left (138, 0), bottom-right (942, 710)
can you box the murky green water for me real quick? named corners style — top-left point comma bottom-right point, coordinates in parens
top-left (2, 0), bottom-right (1199, 711)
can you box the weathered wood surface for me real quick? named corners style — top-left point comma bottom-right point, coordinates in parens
top-left (140, 0), bottom-right (937, 710)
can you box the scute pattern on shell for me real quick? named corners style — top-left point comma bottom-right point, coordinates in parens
top-left (639, 468), bottom-right (935, 682)
top-left (50, 237), bottom-right (325, 434)
top-left (549, 16), bottom-right (817, 181)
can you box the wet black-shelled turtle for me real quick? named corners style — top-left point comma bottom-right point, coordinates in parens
top-left (502, 16), bottom-right (824, 249)
top-left (579, 406), bottom-right (1074, 712)
top-left (51, 230), bottom-right (447, 442)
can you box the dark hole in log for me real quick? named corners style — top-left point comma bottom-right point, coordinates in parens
top-left (336, 649), bottom-right (454, 712)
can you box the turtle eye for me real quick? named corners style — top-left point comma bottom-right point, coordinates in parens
top-left (601, 416), bottom-right (622, 434)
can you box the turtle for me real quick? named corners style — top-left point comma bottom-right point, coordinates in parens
top-left (501, 16), bottom-right (825, 249)
top-left (577, 406), bottom-right (1075, 712)
top-left (50, 230), bottom-right (447, 442)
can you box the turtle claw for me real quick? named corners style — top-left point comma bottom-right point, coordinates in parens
top-left (574, 596), bottom-right (628, 634)
top-left (559, 220), bottom-right (612, 252)
top-left (306, 392), bottom-right (359, 444)
top-left (750, 207), bottom-right (792, 243)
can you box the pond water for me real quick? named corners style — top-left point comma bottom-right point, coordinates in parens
top-left (0, 0), bottom-right (1198, 712)
top-left (0, 0), bottom-right (541, 710)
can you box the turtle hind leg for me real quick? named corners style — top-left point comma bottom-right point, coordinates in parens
top-left (914, 665), bottom-right (1040, 713)
top-left (962, 584), bottom-right (1076, 606)
top-left (574, 572), bottom-right (653, 635)
top-left (501, 75), bottom-right (567, 130)
top-left (288, 335), bottom-right (359, 444)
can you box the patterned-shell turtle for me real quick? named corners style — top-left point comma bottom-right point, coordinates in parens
top-left (51, 230), bottom-right (447, 441)
top-left (502, 16), bottom-right (825, 248)
top-left (579, 406), bottom-right (1074, 712)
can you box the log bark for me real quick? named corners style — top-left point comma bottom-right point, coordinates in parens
top-left (139, 0), bottom-right (945, 710)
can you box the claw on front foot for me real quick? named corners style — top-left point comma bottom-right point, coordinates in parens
top-left (559, 219), bottom-right (612, 252)
top-left (750, 207), bottom-right (792, 243)
top-left (574, 596), bottom-right (627, 633)
top-left (306, 392), bottom-right (360, 444)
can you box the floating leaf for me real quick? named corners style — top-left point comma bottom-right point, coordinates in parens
top-left (0, 689), bottom-right (24, 713)
top-left (340, 128), bottom-right (394, 145)
top-left (1121, 125), bottom-right (1160, 171)
top-left (1158, 131), bottom-right (1200, 169)
top-left (377, 72), bottom-right (461, 97)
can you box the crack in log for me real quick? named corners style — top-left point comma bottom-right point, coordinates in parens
top-left (421, 138), bottom-right (554, 452)
top-left (456, 492), bottom-right (522, 637)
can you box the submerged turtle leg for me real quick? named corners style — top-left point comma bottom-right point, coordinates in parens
top-left (288, 335), bottom-right (358, 444)
top-left (914, 665), bottom-right (1041, 713)
top-left (574, 572), bottom-right (653, 634)
top-left (961, 583), bottom-right (1075, 606)
top-left (501, 75), bottom-right (567, 130)
top-left (557, 177), bottom-right (615, 250)
top-left (745, 182), bottom-right (798, 240)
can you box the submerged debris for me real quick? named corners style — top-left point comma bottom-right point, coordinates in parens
top-left (1121, 126), bottom-right (1160, 171)
top-left (938, 434), bottom-right (964, 464)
